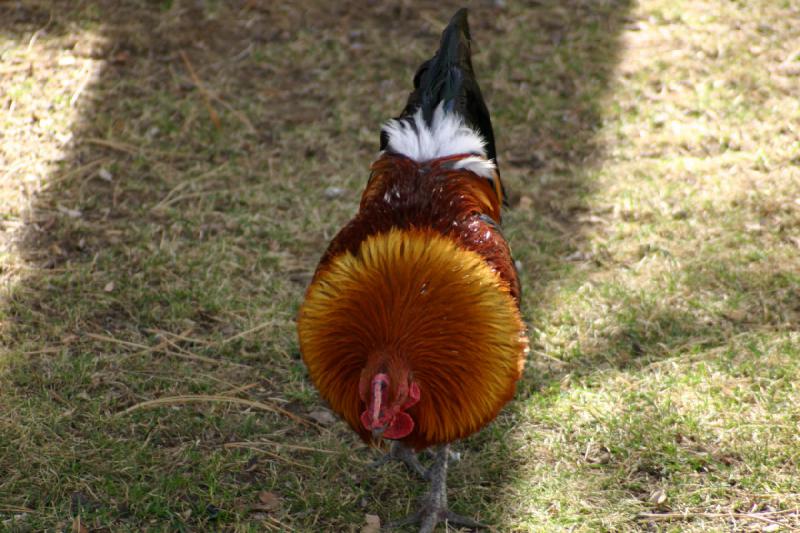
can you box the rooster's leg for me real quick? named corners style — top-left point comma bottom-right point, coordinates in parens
top-left (370, 441), bottom-right (429, 480)
top-left (385, 444), bottom-right (486, 533)
top-left (426, 447), bottom-right (461, 465)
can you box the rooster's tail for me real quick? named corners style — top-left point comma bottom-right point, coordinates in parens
top-left (380, 8), bottom-right (499, 181)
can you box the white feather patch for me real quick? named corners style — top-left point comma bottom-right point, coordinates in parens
top-left (381, 103), bottom-right (489, 164)
top-left (450, 155), bottom-right (496, 179)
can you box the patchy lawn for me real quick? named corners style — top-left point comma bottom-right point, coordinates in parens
top-left (1, 0), bottom-right (798, 531)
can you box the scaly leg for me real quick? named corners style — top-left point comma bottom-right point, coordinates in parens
top-left (370, 441), bottom-right (429, 480)
top-left (385, 444), bottom-right (487, 532)
top-left (426, 447), bottom-right (461, 465)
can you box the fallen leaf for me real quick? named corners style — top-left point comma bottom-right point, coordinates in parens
top-left (745, 223), bottom-right (763, 233)
top-left (724, 309), bottom-right (747, 322)
top-left (72, 516), bottom-right (88, 533)
top-left (112, 50), bottom-right (130, 65)
top-left (586, 449), bottom-right (611, 464)
top-left (324, 186), bottom-right (347, 200)
top-left (361, 514), bottom-right (381, 533)
top-left (257, 491), bottom-right (282, 512)
top-left (648, 488), bottom-right (668, 506)
top-left (308, 408), bottom-right (337, 426)
top-left (563, 250), bottom-right (593, 262)
top-left (104, 281), bottom-right (115, 292)
top-left (98, 167), bottom-right (113, 182)
top-left (57, 204), bottom-right (82, 218)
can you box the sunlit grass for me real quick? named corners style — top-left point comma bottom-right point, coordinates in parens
top-left (1, 19), bottom-right (106, 374)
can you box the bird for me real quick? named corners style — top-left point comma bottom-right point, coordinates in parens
top-left (297, 8), bottom-right (528, 532)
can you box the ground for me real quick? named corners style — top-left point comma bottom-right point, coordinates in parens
top-left (1, 0), bottom-right (799, 531)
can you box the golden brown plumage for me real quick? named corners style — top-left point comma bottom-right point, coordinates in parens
top-left (299, 225), bottom-right (527, 450)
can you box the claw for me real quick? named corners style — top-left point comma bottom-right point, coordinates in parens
top-left (385, 509), bottom-right (487, 532)
top-left (384, 510), bottom-right (422, 530)
top-left (444, 511), bottom-right (487, 529)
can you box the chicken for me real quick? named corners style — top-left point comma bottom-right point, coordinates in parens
top-left (297, 8), bottom-right (528, 532)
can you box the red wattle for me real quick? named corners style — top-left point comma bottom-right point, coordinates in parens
top-left (382, 411), bottom-right (414, 439)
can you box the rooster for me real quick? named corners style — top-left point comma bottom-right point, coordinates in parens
top-left (297, 8), bottom-right (528, 532)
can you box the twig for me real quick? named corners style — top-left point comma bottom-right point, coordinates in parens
top-left (70, 63), bottom-right (94, 107)
top-left (27, 12), bottom-right (53, 51)
top-left (117, 394), bottom-right (318, 429)
top-left (781, 47), bottom-right (800, 66)
top-left (150, 162), bottom-right (230, 210)
top-left (530, 348), bottom-right (568, 365)
top-left (223, 443), bottom-right (313, 470)
top-left (0, 504), bottom-right (35, 514)
top-left (255, 519), bottom-right (279, 532)
top-left (266, 515), bottom-right (291, 531)
top-left (224, 440), bottom-right (337, 455)
top-left (219, 383), bottom-right (259, 396)
top-left (180, 50), bottom-right (221, 130)
top-left (177, 53), bottom-right (255, 135)
top-left (639, 511), bottom-right (800, 530)
top-left (21, 347), bottom-right (63, 355)
top-left (639, 510), bottom-right (800, 519)
top-left (213, 96), bottom-right (257, 135)
top-left (83, 137), bottom-right (196, 158)
top-left (160, 335), bottom-right (253, 369)
top-left (220, 321), bottom-right (278, 345)
top-left (145, 328), bottom-right (210, 346)
top-left (41, 158), bottom-right (108, 189)
top-left (266, 515), bottom-right (291, 529)
top-left (86, 333), bottom-right (155, 351)
top-left (86, 332), bottom-right (251, 369)
top-left (152, 189), bottom-right (228, 209)
top-left (230, 43), bottom-right (253, 63)
top-left (84, 137), bottom-right (137, 154)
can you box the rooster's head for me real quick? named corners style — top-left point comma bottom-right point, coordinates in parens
top-left (359, 367), bottom-right (420, 440)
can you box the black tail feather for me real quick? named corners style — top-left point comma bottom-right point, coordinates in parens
top-left (380, 8), bottom-right (498, 167)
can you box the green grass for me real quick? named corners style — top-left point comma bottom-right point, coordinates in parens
top-left (1, 0), bottom-right (799, 531)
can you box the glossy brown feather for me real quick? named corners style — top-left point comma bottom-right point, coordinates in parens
top-left (316, 153), bottom-right (520, 301)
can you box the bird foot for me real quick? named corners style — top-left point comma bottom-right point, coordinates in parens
top-left (384, 444), bottom-right (485, 532)
top-left (384, 507), bottom-right (487, 532)
top-left (370, 441), bottom-right (429, 480)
